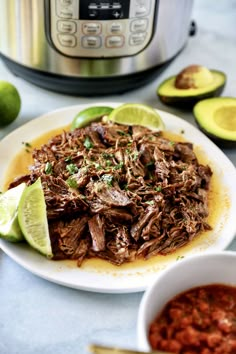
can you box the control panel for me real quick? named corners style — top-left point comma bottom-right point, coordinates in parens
top-left (49, 0), bottom-right (157, 58)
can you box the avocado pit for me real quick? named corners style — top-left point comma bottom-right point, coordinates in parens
top-left (175, 65), bottom-right (214, 89)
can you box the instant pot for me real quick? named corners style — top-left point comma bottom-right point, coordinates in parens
top-left (0, 0), bottom-right (194, 95)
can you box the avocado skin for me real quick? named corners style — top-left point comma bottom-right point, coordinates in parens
top-left (195, 116), bottom-right (236, 149)
top-left (158, 84), bottom-right (225, 109)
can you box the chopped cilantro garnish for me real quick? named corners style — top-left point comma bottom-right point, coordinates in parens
top-left (66, 163), bottom-right (78, 175)
top-left (132, 152), bottom-right (139, 161)
top-left (66, 177), bottom-right (78, 189)
top-left (101, 174), bottom-right (113, 187)
top-left (106, 160), bottom-right (112, 167)
top-left (44, 162), bottom-right (53, 175)
top-left (176, 255), bottom-right (184, 261)
top-left (80, 195), bottom-right (87, 200)
top-left (22, 141), bottom-right (32, 148)
top-left (94, 163), bottom-right (102, 170)
top-left (113, 161), bottom-right (124, 170)
top-left (155, 186), bottom-right (162, 192)
top-left (145, 200), bottom-right (155, 205)
top-left (84, 136), bottom-right (93, 150)
top-left (102, 152), bottom-right (114, 159)
top-left (22, 141), bottom-right (32, 153)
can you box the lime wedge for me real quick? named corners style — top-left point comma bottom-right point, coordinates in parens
top-left (71, 106), bottom-right (114, 130)
top-left (0, 183), bottom-right (26, 242)
top-left (106, 103), bottom-right (165, 131)
top-left (18, 178), bottom-right (53, 258)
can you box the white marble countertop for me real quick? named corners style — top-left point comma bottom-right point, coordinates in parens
top-left (1, 1), bottom-right (236, 353)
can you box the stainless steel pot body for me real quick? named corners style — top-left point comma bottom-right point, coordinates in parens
top-left (0, 0), bottom-right (193, 78)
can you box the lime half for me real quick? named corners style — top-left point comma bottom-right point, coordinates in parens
top-left (106, 103), bottom-right (165, 131)
top-left (0, 80), bottom-right (21, 127)
top-left (71, 106), bottom-right (114, 130)
top-left (0, 183), bottom-right (26, 242)
top-left (18, 178), bottom-right (52, 258)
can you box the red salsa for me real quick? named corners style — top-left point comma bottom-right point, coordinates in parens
top-left (149, 284), bottom-right (236, 354)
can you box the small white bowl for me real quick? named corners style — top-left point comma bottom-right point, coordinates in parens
top-left (137, 251), bottom-right (236, 351)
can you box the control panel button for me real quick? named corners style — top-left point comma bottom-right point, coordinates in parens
top-left (129, 32), bottom-right (146, 46)
top-left (106, 35), bottom-right (124, 48)
top-left (82, 22), bottom-right (102, 35)
top-left (100, 3), bottom-right (110, 10)
top-left (56, 0), bottom-right (79, 19)
top-left (57, 7), bottom-right (73, 19)
top-left (107, 22), bottom-right (124, 34)
top-left (58, 34), bottom-right (77, 47)
top-left (88, 3), bottom-right (98, 9)
top-left (129, 0), bottom-right (151, 18)
top-left (130, 18), bottom-right (148, 32)
top-left (57, 20), bottom-right (76, 33)
top-left (60, 0), bottom-right (73, 6)
top-left (112, 3), bottom-right (122, 10)
top-left (135, 6), bottom-right (148, 17)
top-left (82, 36), bottom-right (102, 48)
top-left (112, 10), bottom-right (122, 19)
top-left (88, 9), bottom-right (98, 19)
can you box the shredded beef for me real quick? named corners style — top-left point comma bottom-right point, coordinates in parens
top-left (8, 121), bottom-right (213, 266)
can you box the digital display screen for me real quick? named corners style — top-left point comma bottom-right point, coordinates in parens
top-left (79, 1), bottom-right (130, 20)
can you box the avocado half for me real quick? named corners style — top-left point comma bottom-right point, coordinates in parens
top-left (193, 97), bottom-right (236, 147)
top-left (157, 70), bottom-right (226, 108)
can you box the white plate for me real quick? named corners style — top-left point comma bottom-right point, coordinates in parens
top-left (1, 102), bottom-right (236, 293)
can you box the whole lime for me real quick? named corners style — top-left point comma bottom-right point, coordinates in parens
top-left (0, 81), bottom-right (21, 127)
